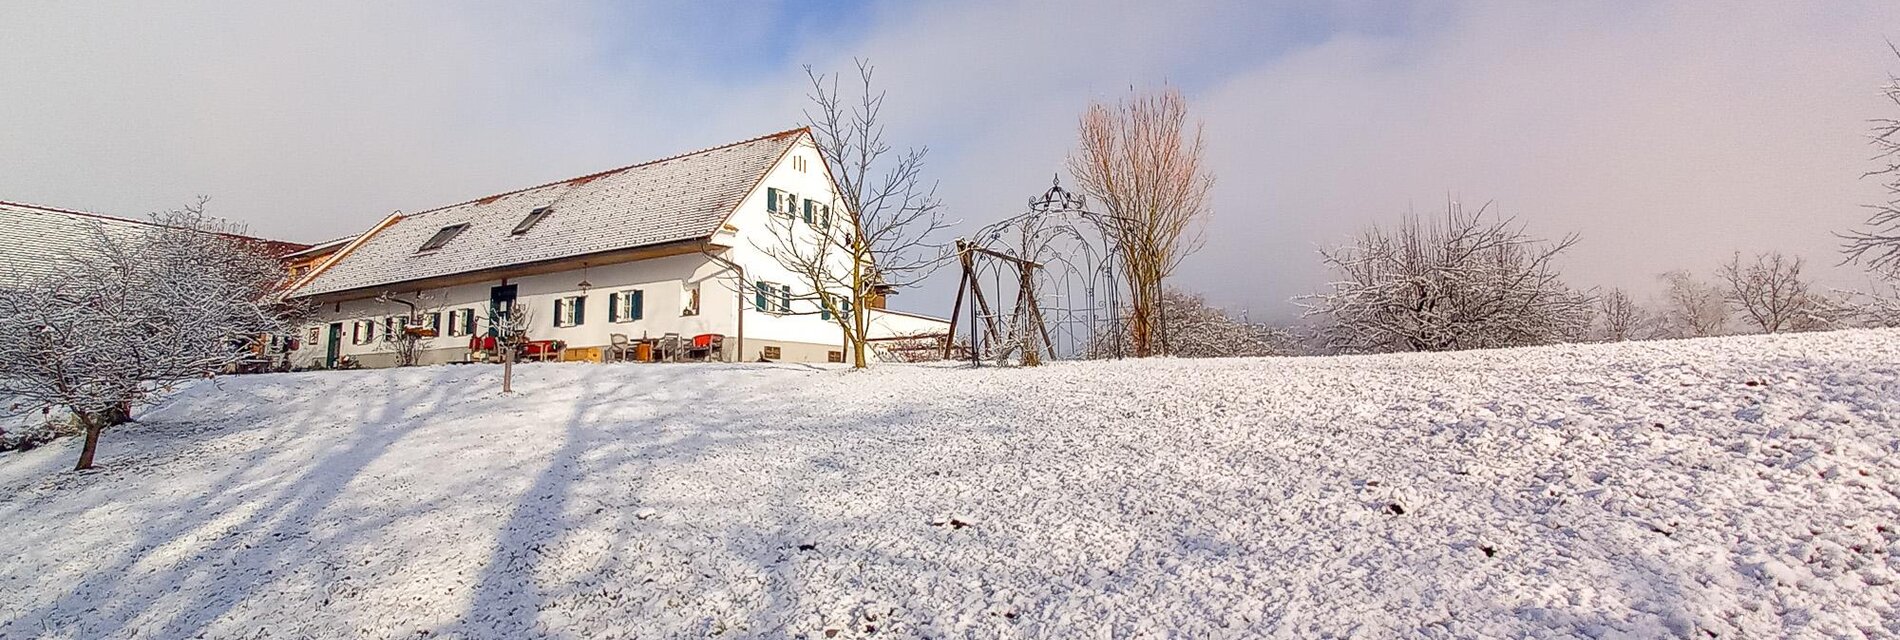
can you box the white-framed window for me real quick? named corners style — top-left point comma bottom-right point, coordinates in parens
top-left (421, 312), bottom-right (441, 334)
top-left (608, 289), bottom-right (644, 323)
top-left (352, 319), bottom-right (376, 345)
top-left (820, 292), bottom-right (854, 321)
top-left (681, 285), bottom-right (700, 317)
top-left (446, 308), bottom-right (476, 337)
top-left (754, 281), bottom-right (791, 314)
top-left (554, 295), bottom-right (587, 327)
top-left (767, 188), bottom-right (799, 218)
top-left (802, 199), bottom-right (831, 230)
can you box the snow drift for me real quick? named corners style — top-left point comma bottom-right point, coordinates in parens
top-left (2, 330), bottom-right (1897, 638)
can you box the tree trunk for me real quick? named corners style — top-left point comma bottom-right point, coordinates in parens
top-left (1128, 278), bottom-right (1156, 357)
top-left (74, 413), bottom-right (103, 471)
top-left (851, 254), bottom-right (868, 369)
top-left (502, 347), bottom-right (515, 393)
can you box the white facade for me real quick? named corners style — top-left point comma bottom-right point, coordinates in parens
top-left (287, 132), bottom-right (869, 368)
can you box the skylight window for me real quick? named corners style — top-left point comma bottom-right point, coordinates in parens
top-left (512, 206), bottom-right (552, 235)
top-left (417, 223), bottom-right (468, 252)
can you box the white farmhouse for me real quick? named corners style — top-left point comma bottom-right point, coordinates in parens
top-left (285, 128), bottom-right (946, 368)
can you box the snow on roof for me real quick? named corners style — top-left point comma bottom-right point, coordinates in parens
top-left (294, 128), bottom-right (806, 297)
top-left (0, 200), bottom-right (309, 286)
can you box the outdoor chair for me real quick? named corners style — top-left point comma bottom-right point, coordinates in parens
top-left (609, 333), bottom-right (634, 362)
top-left (685, 334), bottom-right (724, 362)
top-left (658, 333), bottom-right (682, 363)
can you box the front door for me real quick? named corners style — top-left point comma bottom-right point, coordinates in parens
top-left (325, 323), bottom-right (343, 369)
top-left (489, 284), bottom-right (518, 335)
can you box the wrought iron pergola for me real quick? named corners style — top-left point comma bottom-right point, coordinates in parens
top-left (945, 176), bottom-right (1134, 364)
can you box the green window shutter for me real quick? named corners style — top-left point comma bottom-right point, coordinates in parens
top-left (779, 287), bottom-right (791, 314)
top-left (755, 282), bottom-right (768, 311)
top-left (767, 188), bottom-right (778, 212)
top-left (608, 292), bottom-right (620, 322)
top-left (554, 298), bottom-right (566, 327)
top-left (802, 199), bottom-right (813, 224)
top-left (574, 296), bottom-right (586, 326)
top-left (842, 295), bottom-right (852, 315)
top-left (631, 290), bottom-right (645, 320)
top-left (821, 296), bottom-right (832, 321)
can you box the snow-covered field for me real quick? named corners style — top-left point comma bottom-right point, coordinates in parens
top-left (3, 331), bottom-right (1898, 638)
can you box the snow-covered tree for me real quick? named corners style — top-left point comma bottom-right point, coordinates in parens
top-left (1719, 251), bottom-right (1831, 334)
top-left (1304, 202), bottom-right (1593, 353)
top-left (1655, 270), bottom-right (1729, 338)
top-left (0, 201), bottom-right (295, 470)
top-left (1844, 45), bottom-right (1900, 276)
top-left (1089, 288), bottom-right (1292, 359)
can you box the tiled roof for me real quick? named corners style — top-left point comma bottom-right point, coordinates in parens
top-left (294, 128), bottom-right (804, 297)
top-left (0, 200), bottom-right (310, 287)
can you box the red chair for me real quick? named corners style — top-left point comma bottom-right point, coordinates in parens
top-left (522, 340), bottom-right (564, 362)
top-left (686, 334), bottom-right (724, 361)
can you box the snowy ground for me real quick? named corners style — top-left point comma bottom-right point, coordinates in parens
top-left (2, 331), bottom-right (1898, 638)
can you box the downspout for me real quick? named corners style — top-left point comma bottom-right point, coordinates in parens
top-left (699, 243), bottom-right (744, 362)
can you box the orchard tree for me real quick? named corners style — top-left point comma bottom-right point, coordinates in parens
top-left (1719, 251), bottom-right (1829, 333)
top-left (1656, 270), bottom-right (1729, 338)
top-left (1304, 202), bottom-right (1593, 353)
top-left (1844, 45), bottom-right (1900, 275)
top-left (1595, 288), bottom-right (1646, 342)
top-left (0, 200), bottom-right (295, 470)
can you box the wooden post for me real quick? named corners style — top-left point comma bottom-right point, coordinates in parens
top-left (1018, 261), bottom-right (1040, 366)
top-left (943, 240), bottom-right (970, 359)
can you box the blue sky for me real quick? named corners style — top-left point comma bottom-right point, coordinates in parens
top-left (4, 1), bottom-right (1899, 320)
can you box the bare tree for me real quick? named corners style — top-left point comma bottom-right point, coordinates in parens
top-left (489, 302), bottom-right (532, 393)
top-left (1091, 288), bottom-right (1292, 358)
top-left (1304, 202), bottom-right (1593, 353)
top-left (0, 200), bottom-right (294, 470)
top-left (1844, 44), bottom-right (1900, 275)
top-left (1067, 87), bottom-right (1215, 357)
top-left (757, 59), bottom-right (952, 369)
top-left (375, 290), bottom-right (450, 367)
top-left (1718, 251), bottom-right (1831, 333)
top-left (1595, 288), bottom-right (1646, 342)
top-left (1839, 283), bottom-right (1900, 327)
top-left (1656, 270), bottom-right (1729, 338)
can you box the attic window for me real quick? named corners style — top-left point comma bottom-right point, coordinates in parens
top-left (417, 223), bottom-right (468, 252)
top-left (512, 207), bottom-right (552, 235)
